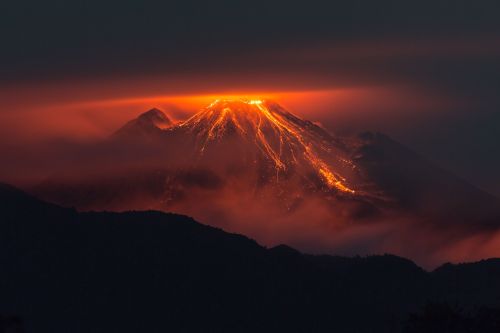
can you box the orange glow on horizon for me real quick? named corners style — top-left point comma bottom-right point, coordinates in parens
top-left (0, 85), bottom-right (455, 146)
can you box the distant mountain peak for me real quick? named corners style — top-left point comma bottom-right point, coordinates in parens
top-left (113, 107), bottom-right (172, 139)
top-left (136, 108), bottom-right (172, 129)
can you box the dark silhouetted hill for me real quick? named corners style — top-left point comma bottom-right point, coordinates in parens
top-left (1, 183), bottom-right (500, 333)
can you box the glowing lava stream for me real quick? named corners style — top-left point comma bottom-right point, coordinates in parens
top-left (181, 99), bottom-right (356, 194)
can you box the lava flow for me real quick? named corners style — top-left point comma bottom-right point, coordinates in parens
top-left (180, 99), bottom-right (356, 194)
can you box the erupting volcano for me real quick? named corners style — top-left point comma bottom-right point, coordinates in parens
top-left (180, 99), bottom-right (359, 194)
top-left (36, 98), bottom-right (384, 226)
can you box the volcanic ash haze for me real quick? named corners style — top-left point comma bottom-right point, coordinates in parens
top-left (33, 99), bottom-right (500, 267)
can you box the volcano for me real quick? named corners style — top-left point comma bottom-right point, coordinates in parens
top-left (33, 98), bottom-right (500, 265)
top-left (175, 99), bottom-right (367, 194)
top-left (105, 99), bottom-right (385, 216)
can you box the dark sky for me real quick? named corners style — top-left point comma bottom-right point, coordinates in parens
top-left (1, 0), bottom-right (500, 195)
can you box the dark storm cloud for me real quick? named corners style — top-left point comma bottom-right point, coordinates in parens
top-left (2, 0), bottom-right (500, 105)
top-left (2, 0), bottom-right (500, 81)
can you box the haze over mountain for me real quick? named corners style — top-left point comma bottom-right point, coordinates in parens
top-left (33, 99), bottom-right (500, 267)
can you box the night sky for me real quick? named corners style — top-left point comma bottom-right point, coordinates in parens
top-left (1, 0), bottom-right (500, 195)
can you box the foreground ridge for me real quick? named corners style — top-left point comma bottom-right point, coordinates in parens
top-left (2, 183), bottom-right (500, 333)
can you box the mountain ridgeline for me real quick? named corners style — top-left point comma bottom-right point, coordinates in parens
top-left (1, 183), bottom-right (500, 333)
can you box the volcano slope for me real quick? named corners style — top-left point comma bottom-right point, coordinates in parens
top-left (32, 99), bottom-right (500, 266)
